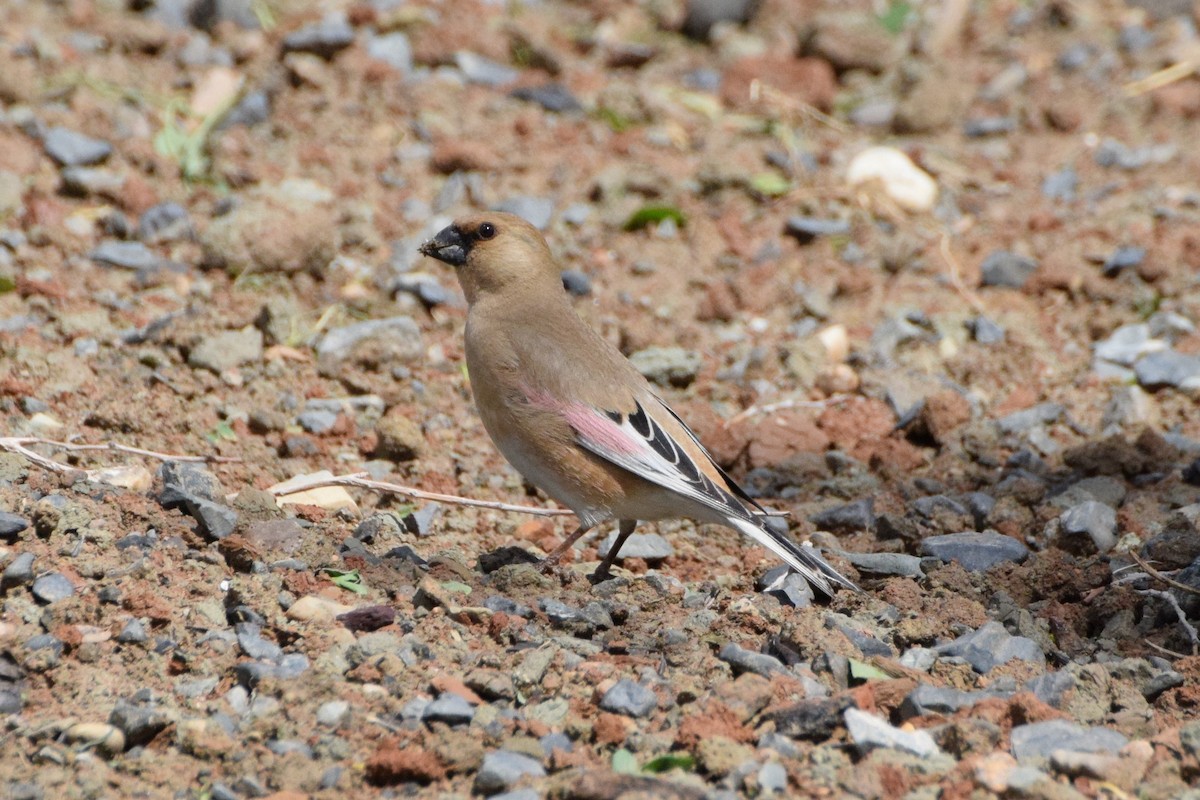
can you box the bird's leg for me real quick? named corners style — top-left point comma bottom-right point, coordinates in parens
top-left (541, 521), bottom-right (593, 569)
top-left (591, 519), bottom-right (637, 583)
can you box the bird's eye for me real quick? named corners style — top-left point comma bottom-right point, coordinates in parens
top-left (477, 222), bottom-right (497, 240)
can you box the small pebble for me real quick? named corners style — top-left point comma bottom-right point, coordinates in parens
top-left (31, 572), bottom-right (75, 604)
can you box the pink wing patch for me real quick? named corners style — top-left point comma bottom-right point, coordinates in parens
top-left (523, 387), bottom-right (641, 456)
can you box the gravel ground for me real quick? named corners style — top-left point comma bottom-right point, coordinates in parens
top-left (3, 0), bottom-right (1200, 798)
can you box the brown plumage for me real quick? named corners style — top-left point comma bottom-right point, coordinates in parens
top-left (420, 212), bottom-right (858, 593)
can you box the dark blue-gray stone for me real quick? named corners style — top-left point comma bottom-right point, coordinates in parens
top-left (0, 512), bottom-right (30, 542)
top-left (1135, 350), bottom-right (1200, 391)
top-left (810, 498), bottom-right (874, 531)
top-left (1102, 245), bottom-right (1146, 277)
top-left (282, 17), bottom-right (354, 58)
top-left (474, 751), bottom-right (546, 794)
top-left (31, 572), bottom-right (75, 604)
top-left (423, 693), bottom-right (476, 725)
top-left (718, 642), bottom-right (788, 677)
top-left (511, 83), bottom-right (582, 113)
top-left (90, 240), bottom-right (162, 271)
top-left (936, 621), bottom-right (1044, 673)
top-left (980, 250), bottom-right (1038, 288)
top-left (1010, 719), bottom-right (1127, 764)
top-left (43, 126), bottom-right (112, 166)
top-left (599, 679), bottom-right (657, 718)
top-left (919, 531), bottom-right (1029, 572)
top-left (785, 216), bottom-right (851, 243)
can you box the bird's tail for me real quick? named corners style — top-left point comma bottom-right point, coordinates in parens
top-left (729, 516), bottom-right (861, 596)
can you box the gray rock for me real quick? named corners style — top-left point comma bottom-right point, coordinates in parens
top-left (898, 647), bottom-right (938, 672)
top-left (492, 196), bottom-right (554, 230)
top-left (962, 114), bottom-right (1017, 136)
top-left (844, 708), bottom-right (939, 757)
top-left (191, 499), bottom-right (238, 541)
top-left (42, 126), bottom-right (112, 166)
top-left (423, 693), bottom-right (476, 725)
top-left (918, 531), bottom-right (1029, 572)
top-left (1103, 245), bottom-right (1146, 277)
top-left (60, 166), bottom-right (125, 196)
top-left (237, 625), bottom-right (283, 661)
top-left (718, 642), bottom-right (787, 677)
top-left (315, 316), bottom-right (423, 371)
top-left (560, 269), bottom-right (592, 296)
top-left (1094, 137), bottom-right (1176, 170)
top-left (1041, 167), bottom-right (1078, 201)
top-left (759, 568), bottom-right (815, 608)
top-left (996, 402), bottom-right (1064, 435)
top-left (0, 689), bottom-right (21, 715)
top-left (90, 240), bottom-right (162, 271)
top-left (968, 316), bottom-right (1005, 345)
top-left (850, 97), bottom-right (897, 128)
top-left (297, 407), bottom-right (338, 434)
top-left (1094, 323), bottom-right (1162, 367)
top-left (785, 216), bottom-right (850, 243)
top-left (266, 739), bottom-right (313, 758)
top-left (1059, 501), bottom-right (1117, 553)
top-left (139, 202), bottom-right (192, 243)
top-left (1, 552), bottom-right (35, 588)
top-left (1136, 350), bottom-right (1200, 391)
top-left (474, 750), bottom-right (546, 795)
top-left (599, 679), bottom-right (657, 718)
top-left (936, 621), bottom-right (1044, 673)
top-left (758, 761), bottom-right (788, 794)
top-left (109, 701), bottom-right (173, 746)
top-left (316, 700), bottom-right (349, 727)
top-left (629, 347), bottom-right (701, 388)
top-left (1010, 719), bottom-right (1128, 764)
top-left (598, 532), bottom-right (674, 561)
top-left (282, 15), bottom-right (355, 59)
top-left (490, 791), bottom-right (540, 800)
top-left (220, 90), bottom-right (271, 128)
top-left (828, 618), bottom-right (894, 657)
top-left (681, 0), bottom-right (758, 39)
top-left (810, 498), bottom-right (875, 531)
top-left (900, 683), bottom-right (1013, 717)
top-left (31, 572), bottom-right (75, 604)
top-left (1025, 670), bottom-right (1076, 708)
top-left (160, 462), bottom-right (222, 507)
top-left (117, 619), bottom-right (148, 644)
top-left (188, 327), bottom-right (263, 373)
top-left (980, 250), bottom-right (1038, 288)
top-left (767, 697), bottom-right (851, 741)
top-left (510, 83), bottom-right (582, 113)
top-left (456, 51), bottom-right (519, 86)
top-left (366, 32), bottom-right (412, 73)
top-left (0, 512), bottom-right (29, 541)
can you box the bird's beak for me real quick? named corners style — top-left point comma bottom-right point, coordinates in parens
top-left (419, 225), bottom-right (468, 267)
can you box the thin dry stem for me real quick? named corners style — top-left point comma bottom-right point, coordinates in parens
top-left (1, 436), bottom-right (239, 469)
top-left (1139, 588), bottom-right (1200, 656)
top-left (1128, 550), bottom-right (1200, 597)
top-left (939, 235), bottom-right (986, 315)
top-left (723, 394), bottom-right (851, 429)
top-left (270, 471), bottom-right (789, 520)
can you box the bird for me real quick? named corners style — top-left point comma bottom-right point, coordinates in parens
top-left (419, 212), bottom-right (859, 595)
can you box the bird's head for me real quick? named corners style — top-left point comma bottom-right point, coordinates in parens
top-left (420, 212), bottom-right (558, 304)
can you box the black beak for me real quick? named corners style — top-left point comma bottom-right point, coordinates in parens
top-left (419, 225), bottom-right (468, 267)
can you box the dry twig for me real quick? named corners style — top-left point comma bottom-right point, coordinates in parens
top-left (270, 471), bottom-right (790, 520)
top-left (1138, 588), bottom-right (1200, 656)
top-left (723, 394), bottom-right (851, 429)
top-left (0, 436), bottom-right (239, 474)
top-left (939, 235), bottom-right (986, 315)
top-left (269, 471), bottom-right (574, 517)
top-left (1128, 550), bottom-right (1200, 597)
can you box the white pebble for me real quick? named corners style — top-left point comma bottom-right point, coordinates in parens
top-left (847, 146), bottom-right (938, 212)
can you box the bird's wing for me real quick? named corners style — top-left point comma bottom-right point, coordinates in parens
top-left (532, 392), bottom-right (859, 594)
